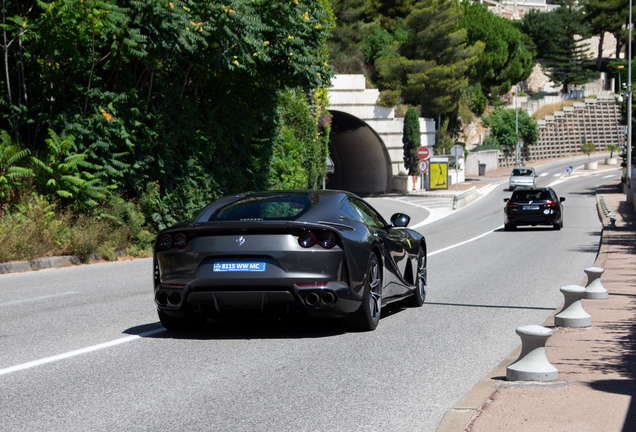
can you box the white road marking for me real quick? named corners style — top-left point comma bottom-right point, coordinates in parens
top-left (0, 328), bottom-right (165, 377)
top-left (554, 174), bottom-right (561, 177)
top-left (0, 292), bottom-right (79, 307)
top-left (603, 174), bottom-right (618, 178)
top-left (429, 226), bottom-right (503, 257)
top-left (383, 197), bottom-right (454, 229)
top-left (540, 173), bottom-right (549, 177)
top-left (548, 180), bottom-right (566, 187)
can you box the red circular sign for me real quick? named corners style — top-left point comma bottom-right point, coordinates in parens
top-left (418, 160), bottom-right (429, 173)
top-left (417, 146), bottom-right (430, 159)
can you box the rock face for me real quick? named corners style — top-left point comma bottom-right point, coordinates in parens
top-left (520, 64), bottom-right (559, 94)
top-left (586, 32), bottom-right (618, 60)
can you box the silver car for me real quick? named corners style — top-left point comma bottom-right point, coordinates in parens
top-left (508, 167), bottom-right (536, 191)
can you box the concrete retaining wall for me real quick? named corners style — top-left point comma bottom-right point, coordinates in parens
top-left (466, 150), bottom-right (500, 176)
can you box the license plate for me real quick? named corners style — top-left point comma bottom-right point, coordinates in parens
top-left (213, 262), bottom-right (266, 272)
top-left (523, 206), bottom-right (540, 210)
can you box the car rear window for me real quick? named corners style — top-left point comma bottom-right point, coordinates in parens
top-left (209, 194), bottom-right (314, 221)
top-left (511, 190), bottom-right (552, 201)
top-left (511, 169), bottom-right (534, 176)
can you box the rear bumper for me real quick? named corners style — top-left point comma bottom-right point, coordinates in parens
top-left (155, 281), bottom-right (361, 318)
top-left (505, 213), bottom-right (559, 226)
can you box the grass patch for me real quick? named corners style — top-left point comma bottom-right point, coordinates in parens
top-left (0, 193), bottom-right (154, 263)
top-left (531, 98), bottom-right (585, 120)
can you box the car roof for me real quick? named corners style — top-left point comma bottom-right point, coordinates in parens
top-left (193, 190), bottom-right (359, 223)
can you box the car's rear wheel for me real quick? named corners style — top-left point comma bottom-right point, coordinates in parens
top-left (405, 249), bottom-right (426, 307)
top-left (504, 223), bottom-right (516, 231)
top-left (553, 220), bottom-right (562, 230)
top-left (346, 253), bottom-right (382, 331)
top-left (158, 309), bottom-right (207, 331)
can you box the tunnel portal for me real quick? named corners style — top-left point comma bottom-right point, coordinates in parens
top-left (327, 110), bottom-right (393, 195)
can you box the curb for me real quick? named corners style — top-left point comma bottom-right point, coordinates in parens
top-left (0, 256), bottom-right (80, 275)
top-left (434, 189), bottom-right (611, 432)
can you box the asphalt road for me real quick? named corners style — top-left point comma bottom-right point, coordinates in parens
top-left (0, 155), bottom-right (620, 431)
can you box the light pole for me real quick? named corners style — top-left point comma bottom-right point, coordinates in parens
top-left (515, 83), bottom-right (519, 166)
top-left (628, 0), bottom-right (633, 200)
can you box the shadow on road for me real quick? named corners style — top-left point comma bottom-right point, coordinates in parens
top-left (124, 306), bottom-right (407, 340)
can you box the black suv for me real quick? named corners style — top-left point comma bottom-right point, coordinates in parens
top-left (503, 187), bottom-right (565, 231)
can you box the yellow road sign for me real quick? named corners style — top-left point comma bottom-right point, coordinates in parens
top-left (429, 162), bottom-right (448, 190)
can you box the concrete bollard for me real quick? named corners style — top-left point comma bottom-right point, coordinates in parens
top-left (554, 285), bottom-right (591, 327)
top-left (583, 267), bottom-right (608, 299)
top-left (506, 325), bottom-right (558, 381)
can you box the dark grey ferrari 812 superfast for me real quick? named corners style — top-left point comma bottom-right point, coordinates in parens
top-left (153, 190), bottom-right (427, 331)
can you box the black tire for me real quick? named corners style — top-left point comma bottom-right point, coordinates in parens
top-left (405, 248), bottom-right (426, 307)
top-left (504, 223), bottom-right (516, 231)
top-left (346, 253), bottom-right (382, 331)
top-left (158, 309), bottom-right (207, 331)
top-left (553, 220), bottom-right (562, 230)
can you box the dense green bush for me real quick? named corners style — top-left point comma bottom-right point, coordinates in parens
top-left (1, 0), bottom-right (335, 235)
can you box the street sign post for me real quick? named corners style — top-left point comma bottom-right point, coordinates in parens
top-left (417, 146), bottom-right (430, 159)
top-left (418, 159), bottom-right (429, 173)
top-left (450, 145), bottom-right (463, 192)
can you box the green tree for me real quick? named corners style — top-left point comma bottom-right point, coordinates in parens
top-left (1, 0), bottom-right (336, 227)
top-left (402, 107), bottom-right (420, 175)
top-left (327, 0), bottom-right (375, 73)
top-left (536, 0), bottom-right (596, 93)
top-left (461, 2), bottom-right (535, 98)
top-left (374, 0), bottom-right (484, 117)
top-left (580, 142), bottom-right (596, 162)
top-left (606, 143), bottom-right (619, 158)
top-left (481, 107), bottom-right (538, 152)
top-left (520, 9), bottom-right (562, 61)
top-left (582, 0), bottom-right (625, 71)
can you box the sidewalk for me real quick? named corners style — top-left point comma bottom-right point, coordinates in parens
top-left (436, 179), bottom-right (636, 432)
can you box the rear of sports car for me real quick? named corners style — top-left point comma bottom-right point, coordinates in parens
top-left (154, 193), bottom-right (361, 325)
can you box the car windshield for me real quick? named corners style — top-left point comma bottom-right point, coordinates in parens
top-left (512, 169), bottom-right (534, 176)
top-left (511, 190), bottom-right (552, 201)
top-left (209, 194), bottom-right (314, 221)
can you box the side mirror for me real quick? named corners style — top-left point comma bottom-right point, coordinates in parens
top-left (560, 197), bottom-right (566, 202)
top-left (504, 198), bottom-right (509, 202)
top-left (390, 213), bottom-right (410, 228)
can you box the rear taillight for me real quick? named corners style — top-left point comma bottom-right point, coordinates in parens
top-left (506, 201), bottom-right (520, 209)
top-left (299, 231), bottom-right (317, 248)
top-left (319, 231), bottom-right (337, 249)
top-left (544, 200), bottom-right (556, 208)
top-left (159, 234), bottom-right (172, 250)
top-left (159, 233), bottom-right (188, 250)
top-left (174, 233), bottom-right (187, 248)
top-left (299, 230), bottom-right (338, 249)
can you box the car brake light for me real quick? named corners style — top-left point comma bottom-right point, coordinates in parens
top-left (299, 230), bottom-right (338, 249)
top-left (319, 231), bottom-right (337, 249)
top-left (544, 200), bottom-right (556, 207)
top-left (299, 231), bottom-right (317, 248)
top-left (506, 201), bottom-right (520, 208)
top-left (159, 234), bottom-right (172, 249)
top-left (174, 233), bottom-right (187, 248)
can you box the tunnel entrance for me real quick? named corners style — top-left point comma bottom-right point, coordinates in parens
top-left (326, 110), bottom-right (393, 195)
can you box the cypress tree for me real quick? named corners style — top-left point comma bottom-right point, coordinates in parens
top-left (402, 107), bottom-right (421, 175)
